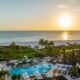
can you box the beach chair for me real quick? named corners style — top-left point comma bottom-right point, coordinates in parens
top-left (21, 72), bottom-right (30, 80)
top-left (45, 70), bottom-right (53, 79)
top-left (34, 71), bottom-right (43, 80)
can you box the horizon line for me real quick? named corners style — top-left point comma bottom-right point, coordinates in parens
top-left (0, 30), bottom-right (80, 32)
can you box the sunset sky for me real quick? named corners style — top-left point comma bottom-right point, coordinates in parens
top-left (0, 0), bottom-right (80, 31)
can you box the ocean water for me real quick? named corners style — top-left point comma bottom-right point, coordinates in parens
top-left (0, 31), bottom-right (80, 42)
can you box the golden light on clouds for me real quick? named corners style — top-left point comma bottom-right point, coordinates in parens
top-left (57, 4), bottom-right (67, 8)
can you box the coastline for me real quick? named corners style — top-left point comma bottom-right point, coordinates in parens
top-left (0, 40), bottom-right (80, 47)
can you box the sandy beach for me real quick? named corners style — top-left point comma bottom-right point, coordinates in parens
top-left (0, 40), bottom-right (80, 47)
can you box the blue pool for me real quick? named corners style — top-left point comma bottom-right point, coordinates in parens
top-left (9, 63), bottom-right (53, 76)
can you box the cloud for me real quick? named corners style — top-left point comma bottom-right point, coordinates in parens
top-left (57, 4), bottom-right (67, 8)
top-left (75, 8), bottom-right (80, 12)
top-left (67, 0), bottom-right (76, 3)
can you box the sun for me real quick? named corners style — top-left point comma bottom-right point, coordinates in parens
top-left (58, 15), bottom-right (72, 28)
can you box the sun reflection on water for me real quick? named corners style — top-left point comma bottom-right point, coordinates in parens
top-left (62, 32), bottom-right (68, 40)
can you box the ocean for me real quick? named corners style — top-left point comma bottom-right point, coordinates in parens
top-left (0, 31), bottom-right (80, 46)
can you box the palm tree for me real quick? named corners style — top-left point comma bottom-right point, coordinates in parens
top-left (11, 75), bottom-right (21, 80)
top-left (44, 40), bottom-right (48, 47)
top-left (10, 42), bottom-right (16, 48)
top-left (39, 39), bottom-right (44, 48)
top-left (39, 39), bottom-right (55, 56)
top-left (70, 48), bottom-right (77, 65)
top-left (62, 47), bottom-right (66, 64)
top-left (47, 41), bottom-right (54, 56)
top-left (70, 65), bottom-right (79, 77)
top-left (48, 41), bottom-right (54, 47)
top-left (0, 71), bottom-right (8, 80)
top-left (9, 42), bottom-right (17, 58)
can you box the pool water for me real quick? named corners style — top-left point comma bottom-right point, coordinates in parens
top-left (10, 63), bottom-right (53, 76)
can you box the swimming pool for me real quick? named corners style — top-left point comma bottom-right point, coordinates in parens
top-left (9, 63), bottom-right (53, 76)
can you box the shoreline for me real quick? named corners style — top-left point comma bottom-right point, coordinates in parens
top-left (0, 40), bottom-right (80, 47)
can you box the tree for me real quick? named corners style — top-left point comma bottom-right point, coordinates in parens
top-left (69, 48), bottom-right (77, 65)
top-left (11, 75), bottom-right (21, 80)
top-left (47, 41), bottom-right (54, 56)
top-left (10, 42), bottom-right (16, 48)
top-left (39, 39), bottom-right (55, 56)
top-left (70, 65), bottom-right (79, 77)
top-left (9, 42), bottom-right (17, 58)
top-left (39, 39), bottom-right (44, 47)
top-left (44, 40), bottom-right (48, 47)
top-left (48, 41), bottom-right (54, 47)
top-left (0, 71), bottom-right (8, 80)
top-left (62, 47), bottom-right (67, 64)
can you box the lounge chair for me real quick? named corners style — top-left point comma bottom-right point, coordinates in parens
top-left (34, 71), bottom-right (43, 80)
